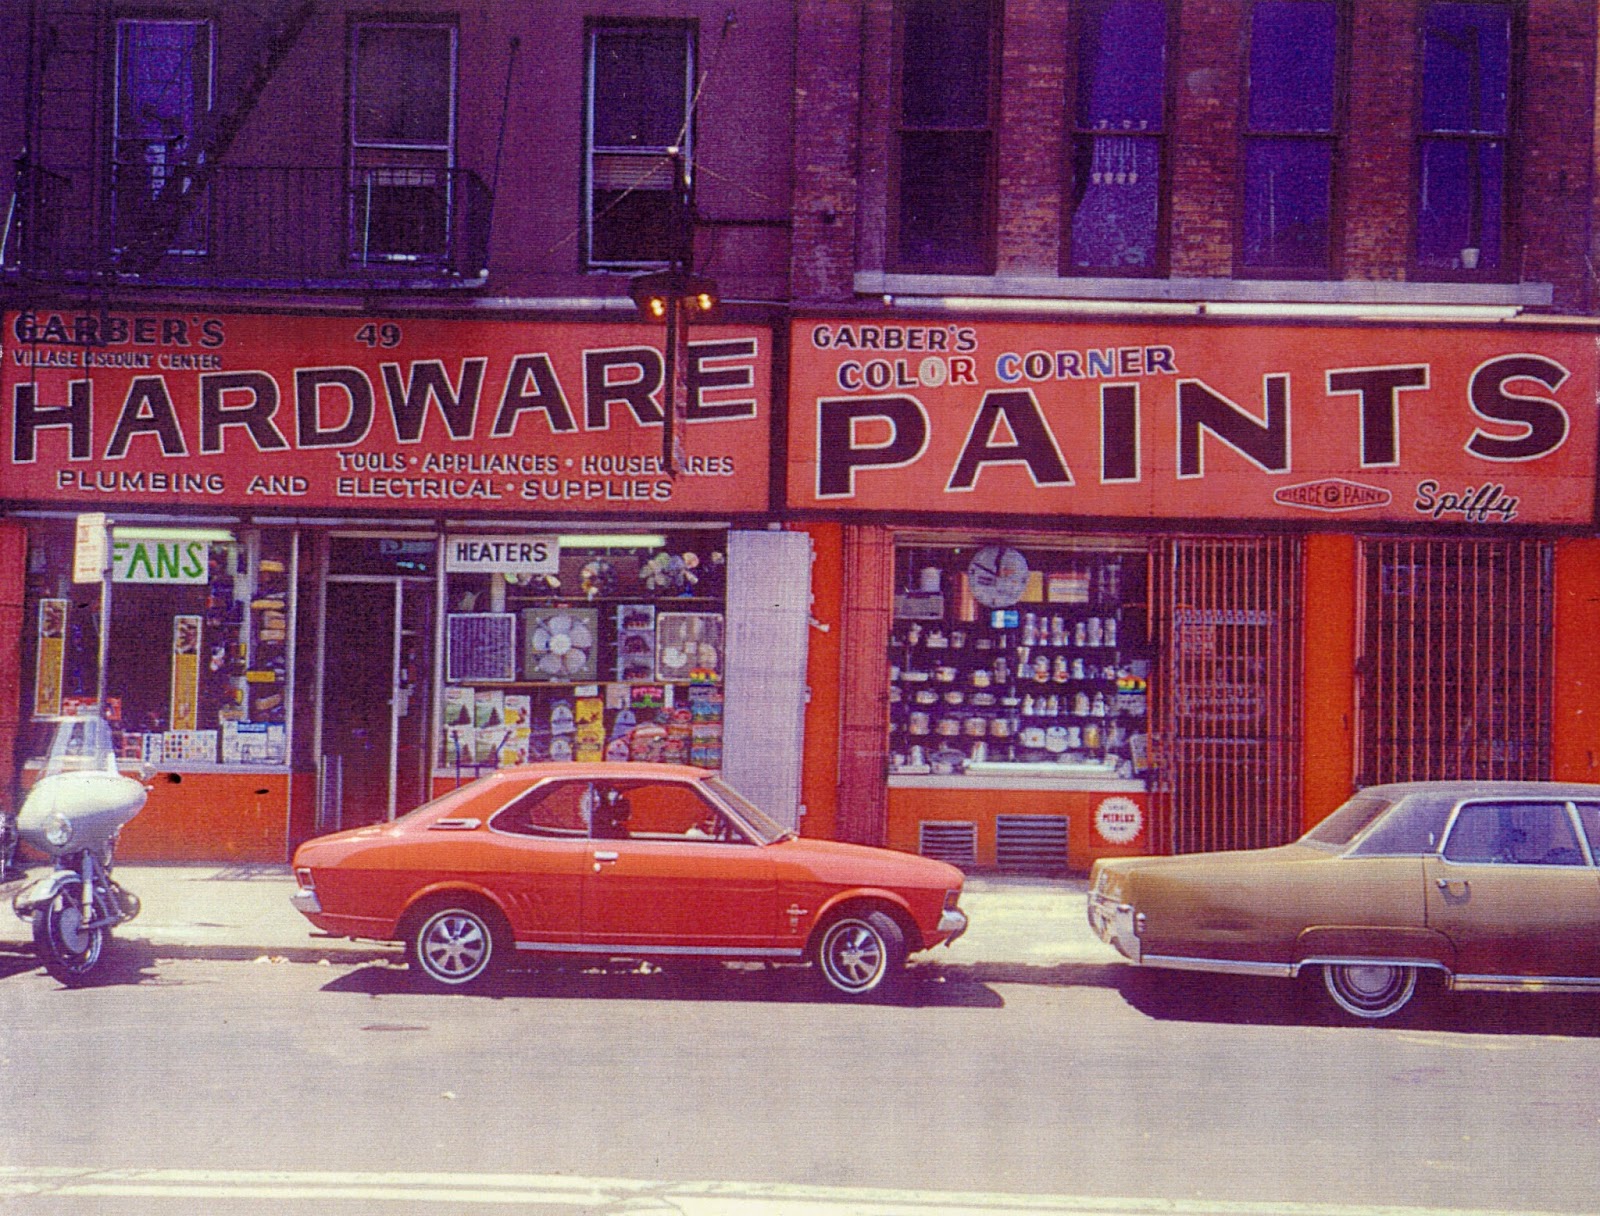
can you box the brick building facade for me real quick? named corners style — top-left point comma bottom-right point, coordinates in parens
top-left (2, 2), bottom-right (1600, 868)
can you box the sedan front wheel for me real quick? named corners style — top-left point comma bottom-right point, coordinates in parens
top-left (815, 910), bottom-right (906, 1000)
top-left (1321, 962), bottom-right (1418, 1021)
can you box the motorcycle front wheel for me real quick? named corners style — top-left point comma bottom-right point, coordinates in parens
top-left (32, 891), bottom-right (106, 985)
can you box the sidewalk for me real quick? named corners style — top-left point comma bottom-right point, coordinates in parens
top-left (0, 864), bottom-right (1125, 978)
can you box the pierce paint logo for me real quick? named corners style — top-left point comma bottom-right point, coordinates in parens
top-left (1274, 479), bottom-right (1392, 513)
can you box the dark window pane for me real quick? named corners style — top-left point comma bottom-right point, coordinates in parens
top-left (1422, 3), bottom-right (1510, 134)
top-left (902, 0), bottom-right (993, 127)
top-left (1417, 139), bottom-right (1503, 268)
top-left (118, 21), bottom-right (209, 144)
top-left (1069, 134), bottom-right (1160, 270)
top-left (593, 27), bottom-right (690, 148)
top-left (591, 188), bottom-right (676, 264)
top-left (1248, 1), bottom-right (1337, 132)
top-left (898, 131), bottom-right (989, 272)
top-left (353, 26), bottom-right (453, 145)
top-left (1242, 139), bottom-right (1331, 268)
top-left (1076, 0), bottom-right (1167, 129)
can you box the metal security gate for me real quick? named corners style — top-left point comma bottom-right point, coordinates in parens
top-left (1356, 538), bottom-right (1553, 785)
top-left (1151, 536), bottom-right (1304, 854)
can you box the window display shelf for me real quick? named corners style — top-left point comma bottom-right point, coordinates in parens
top-left (890, 542), bottom-right (1152, 784)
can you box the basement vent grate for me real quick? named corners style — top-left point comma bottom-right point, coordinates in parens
top-left (918, 820), bottom-right (977, 868)
top-left (995, 815), bottom-right (1068, 872)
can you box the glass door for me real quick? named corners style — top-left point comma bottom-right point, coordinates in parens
top-left (321, 578), bottom-right (433, 827)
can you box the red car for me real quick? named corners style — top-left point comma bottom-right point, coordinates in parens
top-left (291, 762), bottom-right (968, 998)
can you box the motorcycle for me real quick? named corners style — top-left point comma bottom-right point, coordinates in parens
top-left (10, 714), bottom-right (148, 984)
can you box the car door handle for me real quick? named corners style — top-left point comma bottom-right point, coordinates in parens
top-left (592, 851), bottom-right (619, 872)
top-left (1435, 877), bottom-right (1469, 894)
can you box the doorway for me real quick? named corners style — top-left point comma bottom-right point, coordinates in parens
top-left (321, 578), bottom-right (433, 828)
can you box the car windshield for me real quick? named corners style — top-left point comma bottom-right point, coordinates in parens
top-left (705, 777), bottom-right (792, 845)
top-left (1300, 792), bottom-right (1398, 849)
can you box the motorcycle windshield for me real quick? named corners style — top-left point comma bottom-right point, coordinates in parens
top-left (34, 715), bottom-right (120, 779)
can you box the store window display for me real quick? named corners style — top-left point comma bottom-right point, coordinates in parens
top-left (438, 529), bottom-right (727, 777)
top-left (22, 521), bottom-right (294, 767)
top-left (890, 541), bottom-right (1152, 782)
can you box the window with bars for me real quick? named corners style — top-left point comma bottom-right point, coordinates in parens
top-left (112, 19), bottom-right (213, 256)
top-left (893, 0), bottom-right (998, 274)
top-left (348, 22), bottom-right (457, 264)
top-left (1066, 0), bottom-right (1169, 275)
top-left (1357, 539), bottom-right (1552, 785)
top-left (1415, 1), bottom-right (1512, 276)
top-left (585, 23), bottom-right (695, 269)
top-left (1240, 0), bottom-right (1340, 275)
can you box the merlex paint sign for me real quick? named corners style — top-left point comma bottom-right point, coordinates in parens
top-left (3, 311), bottom-right (771, 515)
top-left (787, 318), bottom-right (1600, 526)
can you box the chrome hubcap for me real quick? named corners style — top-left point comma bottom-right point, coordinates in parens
top-left (823, 922), bottom-right (884, 991)
top-left (421, 913), bottom-right (488, 981)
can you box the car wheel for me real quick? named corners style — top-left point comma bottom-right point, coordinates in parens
top-left (1321, 962), bottom-right (1418, 1021)
top-left (406, 902), bottom-right (503, 990)
top-left (815, 909), bottom-right (906, 1000)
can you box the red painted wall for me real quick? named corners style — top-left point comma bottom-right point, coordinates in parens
top-left (1302, 534), bottom-right (1358, 829)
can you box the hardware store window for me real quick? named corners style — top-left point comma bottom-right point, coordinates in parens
top-left (438, 529), bottom-right (727, 776)
top-left (22, 521), bottom-right (295, 766)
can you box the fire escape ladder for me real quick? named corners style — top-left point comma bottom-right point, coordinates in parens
top-left (118, 0), bottom-right (316, 276)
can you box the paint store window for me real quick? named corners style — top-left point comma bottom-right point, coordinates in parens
top-left (1066, 0), bottom-right (1170, 274)
top-left (1415, 2), bottom-right (1512, 275)
top-left (893, 0), bottom-right (998, 274)
top-left (438, 529), bottom-right (727, 777)
top-left (889, 541), bottom-right (1152, 783)
top-left (22, 522), bottom-right (296, 767)
top-left (1240, 0), bottom-right (1341, 274)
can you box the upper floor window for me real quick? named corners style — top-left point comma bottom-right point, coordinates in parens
top-left (112, 19), bottom-right (213, 255)
top-left (894, 0), bottom-right (998, 274)
top-left (1066, 0), bottom-right (1169, 275)
top-left (1240, 0), bottom-right (1340, 275)
top-left (1416, 2), bottom-right (1511, 276)
top-left (349, 22), bottom-right (457, 264)
top-left (585, 22), bottom-right (695, 269)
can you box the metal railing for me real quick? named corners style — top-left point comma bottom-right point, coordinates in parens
top-left (4, 162), bottom-right (491, 290)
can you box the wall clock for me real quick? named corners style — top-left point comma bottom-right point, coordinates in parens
top-left (967, 546), bottom-right (1029, 607)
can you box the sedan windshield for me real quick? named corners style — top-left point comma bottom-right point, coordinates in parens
top-left (1300, 793), bottom-right (1397, 849)
top-left (706, 777), bottom-right (792, 844)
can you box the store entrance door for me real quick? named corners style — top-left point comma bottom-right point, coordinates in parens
top-left (321, 579), bottom-right (433, 827)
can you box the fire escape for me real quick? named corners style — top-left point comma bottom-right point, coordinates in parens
top-left (3, 0), bottom-right (491, 296)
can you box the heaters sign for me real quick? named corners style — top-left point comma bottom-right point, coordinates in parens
top-left (787, 318), bottom-right (1598, 526)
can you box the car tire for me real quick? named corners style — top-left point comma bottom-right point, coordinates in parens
top-left (405, 900), bottom-right (504, 990)
top-left (814, 909), bottom-right (906, 1000)
top-left (1321, 961), bottom-right (1419, 1021)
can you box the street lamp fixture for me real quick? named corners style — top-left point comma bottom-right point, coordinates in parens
top-left (628, 270), bottom-right (719, 321)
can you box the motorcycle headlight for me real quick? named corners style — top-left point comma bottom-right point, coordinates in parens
top-left (43, 813), bottom-right (73, 849)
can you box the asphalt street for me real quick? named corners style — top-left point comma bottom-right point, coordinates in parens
top-left (1, 873), bottom-right (1598, 1216)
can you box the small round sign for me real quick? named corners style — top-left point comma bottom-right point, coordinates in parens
top-left (1094, 796), bottom-right (1144, 845)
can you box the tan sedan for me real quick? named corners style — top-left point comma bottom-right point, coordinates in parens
top-left (1089, 782), bottom-right (1600, 1021)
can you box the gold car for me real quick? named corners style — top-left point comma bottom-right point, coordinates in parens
top-left (1088, 782), bottom-right (1600, 1021)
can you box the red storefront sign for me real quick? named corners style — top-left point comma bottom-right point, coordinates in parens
top-left (3, 311), bottom-right (770, 514)
top-left (786, 317), bottom-right (1598, 526)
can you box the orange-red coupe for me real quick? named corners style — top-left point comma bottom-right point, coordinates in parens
top-left (291, 762), bottom-right (967, 998)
